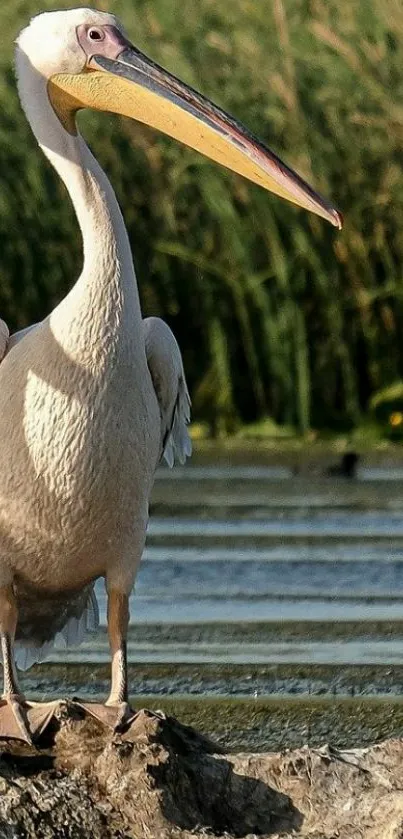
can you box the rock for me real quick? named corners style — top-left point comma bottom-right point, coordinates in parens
top-left (0, 704), bottom-right (401, 838)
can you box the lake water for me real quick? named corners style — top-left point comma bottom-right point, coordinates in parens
top-left (48, 458), bottom-right (403, 668)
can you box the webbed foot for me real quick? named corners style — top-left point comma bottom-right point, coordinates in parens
top-left (0, 694), bottom-right (33, 744)
top-left (26, 700), bottom-right (62, 740)
top-left (0, 697), bottom-right (64, 744)
top-left (72, 699), bottom-right (137, 731)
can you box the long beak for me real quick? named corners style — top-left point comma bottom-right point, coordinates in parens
top-left (49, 46), bottom-right (342, 228)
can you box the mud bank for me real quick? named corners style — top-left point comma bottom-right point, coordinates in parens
top-left (0, 704), bottom-right (401, 838)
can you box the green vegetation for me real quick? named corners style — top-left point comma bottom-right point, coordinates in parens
top-left (370, 380), bottom-right (403, 438)
top-left (138, 695), bottom-right (403, 752)
top-left (1, 0), bottom-right (403, 434)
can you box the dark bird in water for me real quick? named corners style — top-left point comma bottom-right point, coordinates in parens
top-left (326, 452), bottom-right (359, 478)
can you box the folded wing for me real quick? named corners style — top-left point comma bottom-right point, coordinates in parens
top-left (144, 316), bottom-right (192, 467)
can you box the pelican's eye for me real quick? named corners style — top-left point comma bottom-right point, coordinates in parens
top-left (88, 27), bottom-right (104, 41)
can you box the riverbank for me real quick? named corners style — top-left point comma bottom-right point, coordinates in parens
top-left (19, 660), bottom-right (403, 752)
top-left (1, 707), bottom-right (401, 838)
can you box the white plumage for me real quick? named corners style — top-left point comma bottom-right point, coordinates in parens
top-left (0, 314), bottom-right (191, 671)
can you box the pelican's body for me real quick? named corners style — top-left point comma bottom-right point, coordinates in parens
top-left (0, 8), bottom-right (341, 741)
top-left (0, 313), bottom-right (187, 661)
top-left (0, 318), bottom-right (155, 646)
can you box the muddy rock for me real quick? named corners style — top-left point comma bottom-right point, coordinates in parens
top-left (0, 704), bottom-right (401, 838)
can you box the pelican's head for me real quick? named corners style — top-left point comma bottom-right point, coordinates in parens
top-left (16, 7), bottom-right (342, 227)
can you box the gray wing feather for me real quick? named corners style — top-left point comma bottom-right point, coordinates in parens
top-left (7, 321), bottom-right (41, 353)
top-left (14, 586), bottom-right (100, 671)
top-left (0, 319), bottom-right (9, 361)
top-left (0, 319), bottom-right (41, 363)
top-left (144, 317), bottom-right (192, 467)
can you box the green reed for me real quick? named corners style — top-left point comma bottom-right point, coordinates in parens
top-left (0, 0), bottom-right (402, 433)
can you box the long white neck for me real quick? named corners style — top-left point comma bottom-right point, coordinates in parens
top-left (16, 60), bottom-right (144, 368)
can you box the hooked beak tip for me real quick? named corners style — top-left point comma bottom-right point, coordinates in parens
top-left (328, 208), bottom-right (344, 230)
top-left (332, 209), bottom-right (343, 230)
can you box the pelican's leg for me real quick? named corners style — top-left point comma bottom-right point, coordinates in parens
top-left (74, 589), bottom-right (135, 731)
top-left (0, 586), bottom-right (61, 743)
top-left (105, 589), bottom-right (130, 710)
top-left (101, 589), bottom-right (136, 728)
top-left (0, 585), bottom-right (32, 743)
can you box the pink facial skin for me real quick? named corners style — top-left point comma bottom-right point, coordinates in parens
top-left (76, 23), bottom-right (131, 63)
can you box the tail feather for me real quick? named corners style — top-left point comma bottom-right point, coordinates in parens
top-left (163, 378), bottom-right (192, 467)
top-left (58, 586), bottom-right (99, 648)
top-left (13, 586), bottom-right (100, 671)
top-left (15, 640), bottom-right (54, 672)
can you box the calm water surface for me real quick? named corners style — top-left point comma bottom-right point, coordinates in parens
top-left (48, 461), bottom-right (403, 667)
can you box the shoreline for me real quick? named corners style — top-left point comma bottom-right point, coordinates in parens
top-left (19, 660), bottom-right (403, 752)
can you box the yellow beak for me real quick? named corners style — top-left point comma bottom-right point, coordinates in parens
top-left (49, 45), bottom-right (342, 228)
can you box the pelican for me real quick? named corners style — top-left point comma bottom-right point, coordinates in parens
top-left (0, 8), bottom-right (342, 742)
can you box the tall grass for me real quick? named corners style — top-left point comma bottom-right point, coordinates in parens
top-left (0, 0), bottom-right (402, 432)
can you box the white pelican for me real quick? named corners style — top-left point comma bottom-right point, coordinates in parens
top-left (0, 7), bottom-right (342, 742)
